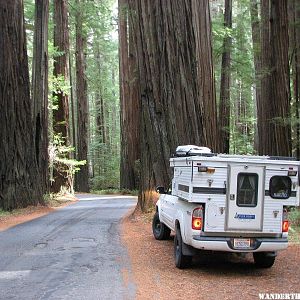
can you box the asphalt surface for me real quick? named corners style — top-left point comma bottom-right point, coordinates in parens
top-left (0, 194), bottom-right (137, 300)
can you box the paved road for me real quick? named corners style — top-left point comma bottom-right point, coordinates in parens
top-left (0, 194), bottom-right (137, 300)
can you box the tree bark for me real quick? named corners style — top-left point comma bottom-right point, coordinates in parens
top-left (75, 0), bottom-right (89, 192)
top-left (119, 0), bottom-right (140, 190)
top-left (295, 0), bottom-right (300, 159)
top-left (219, 0), bottom-right (232, 154)
top-left (93, 39), bottom-right (107, 179)
top-left (0, 0), bottom-right (42, 210)
top-left (260, 0), bottom-right (271, 155)
top-left (69, 50), bottom-right (76, 157)
top-left (52, 0), bottom-right (70, 192)
top-left (250, 0), bottom-right (261, 154)
top-left (128, 8), bottom-right (140, 188)
top-left (260, 0), bottom-right (291, 156)
top-left (119, 0), bottom-right (130, 188)
top-left (131, 0), bottom-right (219, 211)
top-left (94, 42), bottom-right (106, 145)
top-left (289, 0), bottom-right (300, 159)
top-left (32, 0), bottom-right (49, 195)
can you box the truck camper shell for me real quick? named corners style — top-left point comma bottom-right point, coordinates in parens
top-left (170, 149), bottom-right (299, 234)
top-left (153, 145), bottom-right (300, 268)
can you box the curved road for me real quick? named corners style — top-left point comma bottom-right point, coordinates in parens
top-left (0, 194), bottom-right (137, 300)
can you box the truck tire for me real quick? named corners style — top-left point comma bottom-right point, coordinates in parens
top-left (152, 212), bottom-right (171, 240)
top-left (174, 228), bottom-right (192, 269)
top-left (253, 252), bottom-right (276, 268)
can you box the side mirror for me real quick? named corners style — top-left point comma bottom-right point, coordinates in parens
top-left (156, 186), bottom-right (166, 194)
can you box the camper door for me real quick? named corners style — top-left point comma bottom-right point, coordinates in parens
top-left (226, 165), bottom-right (265, 231)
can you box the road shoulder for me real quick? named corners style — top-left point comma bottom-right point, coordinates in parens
top-left (0, 195), bottom-right (77, 232)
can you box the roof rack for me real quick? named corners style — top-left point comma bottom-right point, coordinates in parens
top-left (268, 156), bottom-right (297, 161)
top-left (173, 152), bottom-right (216, 158)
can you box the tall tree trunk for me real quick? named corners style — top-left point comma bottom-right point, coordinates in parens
top-left (128, 7), bottom-right (140, 188)
top-left (32, 0), bottom-right (49, 195)
top-left (119, 0), bottom-right (140, 190)
top-left (69, 51), bottom-right (76, 157)
top-left (119, 0), bottom-right (130, 188)
top-left (270, 0), bottom-right (291, 156)
top-left (131, 0), bottom-right (219, 211)
top-left (93, 40), bottom-right (106, 180)
top-left (289, 0), bottom-right (300, 159)
top-left (0, 0), bottom-right (42, 210)
top-left (75, 0), bottom-right (89, 192)
top-left (52, 0), bottom-right (70, 192)
top-left (250, 0), bottom-right (262, 154)
top-left (295, 0), bottom-right (300, 159)
top-left (219, 0), bottom-right (232, 154)
top-left (260, 0), bottom-right (291, 156)
top-left (260, 0), bottom-right (271, 155)
top-left (94, 42), bottom-right (106, 145)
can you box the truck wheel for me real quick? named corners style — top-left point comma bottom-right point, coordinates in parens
top-left (253, 252), bottom-right (276, 268)
top-left (174, 228), bottom-right (192, 269)
top-left (152, 212), bottom-right (171, 240)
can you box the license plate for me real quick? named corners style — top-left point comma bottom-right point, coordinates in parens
top-left (233, 238), bottom-right (251, 249)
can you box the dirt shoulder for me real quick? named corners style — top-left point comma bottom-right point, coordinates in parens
top-left (0, 194), bottom-right (77, 232)
top-left (122, 211), bottom-right (300, 300)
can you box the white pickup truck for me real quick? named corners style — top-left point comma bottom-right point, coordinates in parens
top-left (152, 146), bottom-right (300, 269)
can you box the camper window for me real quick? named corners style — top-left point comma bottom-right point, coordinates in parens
top-left (269, 176), bottom-right (291, 199)
top-left (237, 173), bottom-right (258, 207)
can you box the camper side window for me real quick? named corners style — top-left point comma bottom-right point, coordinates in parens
top-left (237, 173), bottom-right (258, 207)
top-left (269, 176), bottom-right (291, 199)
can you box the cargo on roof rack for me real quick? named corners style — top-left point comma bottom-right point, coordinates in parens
top-left (174, 145), bottom-right (212, 157)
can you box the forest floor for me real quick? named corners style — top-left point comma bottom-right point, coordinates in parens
top-left (0, 194), bottom-right (77, 231)
top-left (122, 211), bottom-right (300, 300)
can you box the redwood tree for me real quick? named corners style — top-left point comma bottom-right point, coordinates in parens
top-left (130, 0), bottom-right (219, 210)
top-left (94, 40), bottom-right (106, 145)
top-left (0, 0), bottom-right (42, 210)
top-left (260, 0), bottom-right (291, 156)
top-left (75, 0), bottom-right (89, 192)
top-left (219, 0), bottom-right (232, 154)
top-left (250, 0), bottom-right (261, 153)
top-left (289, 0), bottom-right (300, 159)
top-left (52, 0), bottom-right (70, 192)
top-left (119, 0), bottom-right (140, 190)
top-left (32, 0), bottom-right (49, 194)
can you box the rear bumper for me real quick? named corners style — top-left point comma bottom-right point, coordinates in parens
top-left (191, 236), bottom-right (288, 252)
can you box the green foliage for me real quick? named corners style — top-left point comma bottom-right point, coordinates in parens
top-left (75, 0), bottom-right (120, 190)
top-left (92, 189), bottom-right (138, 196)
top-left (23, 0), bottom-right (120, 192)
top-left (49, 134), bottom-right (86, 193)
top-left (48, 42), bottom-right (71, 110)
top-left (43, 193), bottom-right (58, 204)
top-left (90, 145), bottom-right (120, 189)
top-left (289, 208), bottom-right (300, 244)
top-left (212, 0), bottom-right (256, 154)
top-left (49, 74), bottom-right (71, 111)
top-left (43, 192), bottom-right (75, 207)
top-left (0, 209), bottom-right (12, 217)
top-left (289, 207), bottom-right (300, 227)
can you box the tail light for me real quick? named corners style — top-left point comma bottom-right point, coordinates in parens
top-left (192, 207), bottom-right (203, 230)
top-left (282, 209), bottom-right (289, 233)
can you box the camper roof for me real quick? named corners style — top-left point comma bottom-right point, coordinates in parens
top-left (173, 145), bottom-right (298, 162)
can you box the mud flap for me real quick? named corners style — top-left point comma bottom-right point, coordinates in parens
top-left (182, 242), bottom-right (196, 256)
top-left (264, 251), bottom-right (277, 257)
